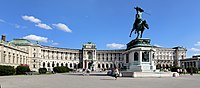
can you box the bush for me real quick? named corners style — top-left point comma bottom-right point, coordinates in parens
top-left (170, 66), bottom-right (181, 72)
top-left (186, 66), bottom-right (198, 73)
top-left (53, 66), bottom-right (70, 73)
top-left (39, 68), bottom-right (47, 74)
top-left (0, 65), bottom-right (15, 76)
top-left (16, 66), bottom-right (30, 75)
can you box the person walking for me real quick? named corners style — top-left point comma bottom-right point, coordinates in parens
top-left (114, 68), bottom-right (119, 80)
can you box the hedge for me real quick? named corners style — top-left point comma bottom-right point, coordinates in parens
top-left (170, 66), bottom-right (181, 72)
top-left (53, 66), bottom-right (70, 73)
top-left (16, 66), bottom-right (30, 75)
top-left (186, 66), bottom-right (198, 73)
top-left (0, 65), bottom-right (15, 76)
top-left (39, 68), bottom-right (47, 74)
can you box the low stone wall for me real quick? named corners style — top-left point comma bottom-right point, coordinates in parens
top-left (121, 71), bottom-right (179, 78)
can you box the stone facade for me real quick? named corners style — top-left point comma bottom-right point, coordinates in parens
top-left (180, 55), bottom-right (200, 69)
top-left (0, 40), bottom-right (29, 67)
top-left (0, 36), bottom-right (187, 72)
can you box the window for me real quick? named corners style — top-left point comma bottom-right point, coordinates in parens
top-left (47, 63), bottom-right (50, 67)
top-left (126, 54), bottom-right (129, 63)
top-left (33, 64), bottom-right (36, 68)
top-left (142, 51), bottom-right (149, 62)
top-left (98, 64), bottom-right (100, 68)
top-left (43, 62), bottom-right (45, 68)
top-left (65, 63), bottom-right (68, 67)
top-left (52, 62), bottom-right (55, 67)
top-left (70, 63), bottom-right (72, 67)
top-left (33, 53), bottom-right (36, 57)
top-left (134, 52), bottom-right (139, 61)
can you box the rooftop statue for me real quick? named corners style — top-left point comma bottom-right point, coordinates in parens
top-left (129, 7), bottom-right (149, 39)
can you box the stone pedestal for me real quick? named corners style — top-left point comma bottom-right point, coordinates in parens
top-left (127, 38), bottom-right (151, 50)
top-left (124, 38), bottom-right (156, 72)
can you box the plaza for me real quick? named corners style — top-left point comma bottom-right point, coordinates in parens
top-left (0, 73), bottom-right (200, 88)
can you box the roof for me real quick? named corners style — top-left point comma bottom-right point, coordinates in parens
top-left (9, 39), bottom-right (36, 46)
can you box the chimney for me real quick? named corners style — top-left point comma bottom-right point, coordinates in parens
top-left (1, 35), bottom-right (6, 41)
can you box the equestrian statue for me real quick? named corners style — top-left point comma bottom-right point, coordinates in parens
top-left (129, 7), bottom-right (149, 39)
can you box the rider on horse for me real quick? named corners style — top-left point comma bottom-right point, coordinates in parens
top-left (129, 7), bottom-right (149, 39)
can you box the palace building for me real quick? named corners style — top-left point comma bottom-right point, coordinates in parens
top-left (0, 35), bottom-right (187, 72)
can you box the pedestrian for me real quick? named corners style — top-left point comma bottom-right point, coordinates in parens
top-left (114, 68), bottom-right (119, 80)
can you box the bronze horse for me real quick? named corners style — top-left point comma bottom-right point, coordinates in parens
top-left (129, 20), bottom-right (149, 39)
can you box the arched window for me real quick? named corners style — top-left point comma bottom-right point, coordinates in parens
top-left (153, 53), bottom-right (155, 59)
top-left (57, 63), bottom-right (59, 67)
top-left (52, 62), bottom-right (55, 67)
top-left (65, 63), bottom-right (68, 67)
top-left (102, 64), bottom-right (105, 68)
top-left (162, 64), bottom-right (165, 69)
top-left (106, 64), bottom-right (109, 68)
top-left (61, 63), bottom-right (64, 66)
top-left (43, 62), bottom-right (45, 68)
top-left (70, 63), bottom-right (72, 68)
top-left (47, 62), bottom-right (50, 67)
top-left (134, 52), bottom-right (138, 61)
top-left (74, 63), bottom-right (76, 68)
top-left (98, 64), bottom-right (100, 68)
top-left (110, 64), bottom-right (113, 68)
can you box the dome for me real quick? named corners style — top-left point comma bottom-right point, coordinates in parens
top-left (9, 39), bottom-right (35, 46)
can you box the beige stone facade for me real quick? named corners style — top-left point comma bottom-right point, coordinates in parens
top-left (0, 36), bottom-right (187, 72)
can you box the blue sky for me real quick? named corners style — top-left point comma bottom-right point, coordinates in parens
top-left (0, 0), bottom-right (200, 57)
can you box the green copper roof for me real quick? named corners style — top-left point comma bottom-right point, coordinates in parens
top-left (9, 39), bottom-right (36, 46)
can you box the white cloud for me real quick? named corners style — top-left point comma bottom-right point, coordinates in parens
top-left (194, 42), bottom-right (200, 46)
top-left (52, 23), bottom-right (72, 32)
top-left (15, 24), bottom-right (20, 28)
top-left (23, 35), bottom-right (48, 42)
top-left (154, 44), bottom-right (162, 47)
top-left (190, 48), bottom-right (200, 52)
top-left (52, 42), bottom-right (59, 46)
top-left (0, 19), bottom-right (5, 23)
top-left (106, 43), bottom-right (126, 49)
top-left (36, 23), bottom-right (52, 30)
top-left (22, 15), bottom-right (41, 23)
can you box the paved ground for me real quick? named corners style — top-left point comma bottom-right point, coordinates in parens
top-left (0, 72), bottom-right (200, 88)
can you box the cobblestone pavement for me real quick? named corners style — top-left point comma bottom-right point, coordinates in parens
top-left (0, 73), bottom-right (200, 88)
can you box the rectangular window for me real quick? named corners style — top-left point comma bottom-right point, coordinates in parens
top-left (142, 51), bottom-right (149, 62)
top-left (126, 54), bottom-right (129, 63)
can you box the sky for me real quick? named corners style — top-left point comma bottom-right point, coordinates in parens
top-left (0, 0), bottom-right (200, 57)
